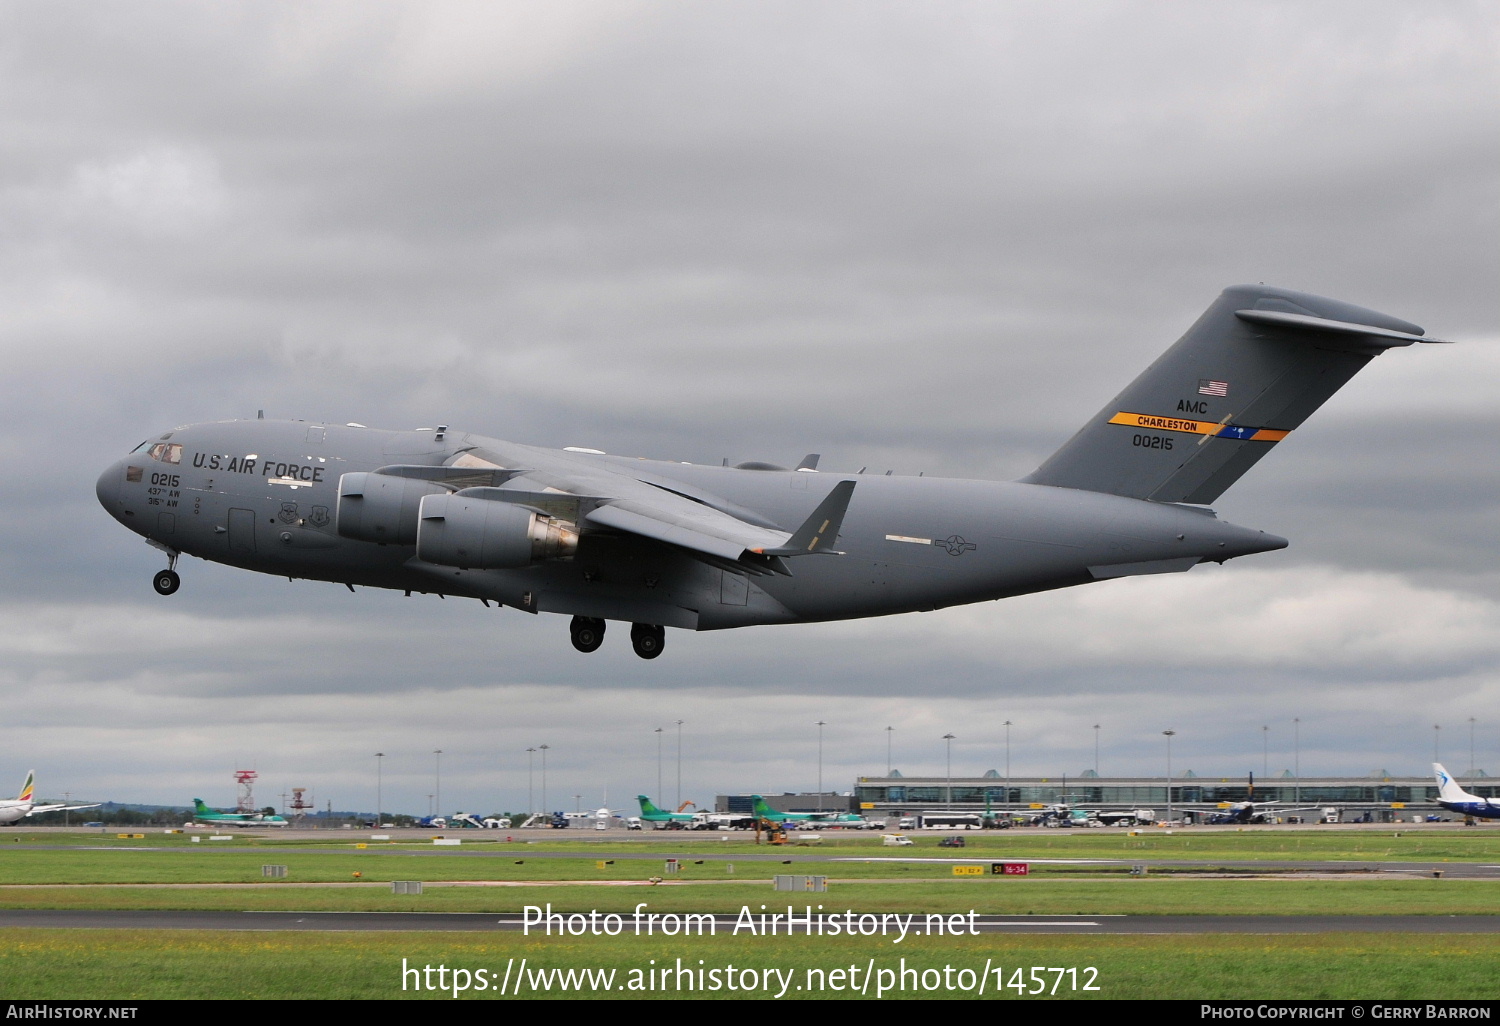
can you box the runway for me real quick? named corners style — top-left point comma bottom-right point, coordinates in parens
top-left (1, 908), bottom-right (1497, 934)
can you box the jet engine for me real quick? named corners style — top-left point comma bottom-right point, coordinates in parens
top-left (336, 472), bottom-right (448, 545)
top-left (415, 493), bottom-right (578, 569)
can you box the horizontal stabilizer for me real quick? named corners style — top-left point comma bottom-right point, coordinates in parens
top-left (1233, 309), bottom-right (1447, 349)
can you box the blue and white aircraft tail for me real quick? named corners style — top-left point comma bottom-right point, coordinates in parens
top-left (1432, 764), bottom-right (1500, 820)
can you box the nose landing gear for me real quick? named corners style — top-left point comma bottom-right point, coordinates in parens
top-left (152, 552), bottom-right (181, 596)
top-left (630, 623), bottom-right (665, 660)
top-left (569, 616), bottom-right (606, 653)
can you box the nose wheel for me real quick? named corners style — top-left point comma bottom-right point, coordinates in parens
top-left (152, 552), bottom-right (181, 596)
top-left (630, 623), bottom-right (665, 660)
top-left (569, 616), bottom-right (606, 653)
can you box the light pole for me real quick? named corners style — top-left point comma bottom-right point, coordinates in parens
top-left (885, 726), bottom-right (894, 777)
top-left (1162, 730), bottom-right (1176, 824)
top-left (816, 721), bottom-right (827, 814)
top-left (1262, 725), bottom-right (1269, 778)
top-left (1293, 718), bottom-right (1301, 808)
top-left (1434, 724), bottom-right (1441, 763)
top-left (433, 749), bottom-right (443, 818)
top-left (574, 794), bottom-right (582, 814)
top-left (1470, 717), bottom-right (1477, 781)
top-left (539, 744), bottom-right (550, 816)
top-left (676, 719), bottom-right (685, 810)
top-left (654, 727), bottom-right (663, 801)
top-left (525, 747), bottom-right (536, 816)
top-left (1093, 724), bottom-right (1100, 777)
top-left (1003, 720), bottom-right (1013, 811)
top-left (943, 733), bottom-right (956, 808)
top-left (375, 752), bottom-right (384, 826)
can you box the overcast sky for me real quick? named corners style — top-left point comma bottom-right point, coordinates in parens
top-left (1, 1), bottom-right (1495, 817)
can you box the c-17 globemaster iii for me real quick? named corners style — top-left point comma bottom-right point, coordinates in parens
top-left (97, 286), bottom-right (1445, 659)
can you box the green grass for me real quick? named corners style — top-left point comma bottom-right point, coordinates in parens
top-left (0, 878), bottom-right (1492, 916)
top-left (10, 824), bottom-right (1500, 861)
top-left (0, 929), bottom-right (1493, 999)
top-left (0, 827), bottom-right (1493, 888)
top-left (1, 828), bottom-right (1496, 1001)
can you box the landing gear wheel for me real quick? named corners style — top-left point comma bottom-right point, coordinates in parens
top-left (630, 623), bottom-right (665, 660)
top-left (153, 569), bottom-right (181, 596)
top-left (570, 616), bottom-right (606, 653)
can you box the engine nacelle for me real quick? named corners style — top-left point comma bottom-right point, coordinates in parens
top-left (336, 472), bottom-right (448, 545)
top-left (415, 493), bottom-right (578, 569)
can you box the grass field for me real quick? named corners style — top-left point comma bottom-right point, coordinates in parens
top-left (0, 879), bottom-right (1493, 916)
top-left (1, 828), bottom-right (1496, 1000)
top-left (1, 930), bottom-right (1495, 1000)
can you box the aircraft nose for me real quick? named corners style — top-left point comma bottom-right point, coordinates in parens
top-left (96, 462), bottom-right (122, 513)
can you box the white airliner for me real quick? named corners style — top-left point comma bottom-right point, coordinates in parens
top-left (0, 772), bottom-right (98, 825)
top-left (1433, 764), bottom-right (1500, 820)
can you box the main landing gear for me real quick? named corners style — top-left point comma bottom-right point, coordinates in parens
top-left (152, 552), bottom-right (181, 596)
top-left (569, 616), bottom-right (606, 653)
top-left (568, 617), bottom-right (665, 659)
top-left (630, 623), bottom-right (665, 660)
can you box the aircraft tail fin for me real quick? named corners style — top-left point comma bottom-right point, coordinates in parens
top-left (18, 771), bottom-right (33, 804)
top-left (1433, 764), bottom-right (1469, 803)
top-left (636, 795), bottom-right (664, 817)
top-left (750, 795), bottom-right (780, 820)
top-left (1023, 286), bottom-right (1442, 505)
top-left (192, 798), bottom-right (212, 815)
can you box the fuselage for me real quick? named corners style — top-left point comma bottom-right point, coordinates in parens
top-left (96, 418), bottom-right (1287, 631)
top-left (0, 803), bottom-right (33, 825)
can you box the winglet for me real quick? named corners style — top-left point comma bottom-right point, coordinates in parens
top-left (756, 480), bottom-right (855, 557)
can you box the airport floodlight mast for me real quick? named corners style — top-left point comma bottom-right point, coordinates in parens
top-left (655, 727), bottom-right (663, 803)
top-left (817, 721), bottom-right (827, 814)
top-left (1003, 721), bottom-right (1012, 812)
top-left (1294, 717), bottom-right (1301, 807)
top-left (886, 726), bottom-right (894, 777)
top-left (234, 769), bottom-right (258, 814)
top-left (434, 750), bottom-right (443, 819)
top-left (539, 745), bottom-right (550, 814)
top-left (374, 753), bottom-right (383, 826)
top-left (676, 720), bottom-right (684, 811)
top-left (943, 733), bottom-right (956, 808)
top-left (526, 747), bottom-right (536, 817)
top-left (1162, 730), bottom-right (1176, 824)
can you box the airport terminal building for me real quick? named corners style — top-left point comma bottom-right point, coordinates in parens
top-left (721, 770), bottom-right (1491, 822)
top-left (850, 771), bottom-right (1484, 821)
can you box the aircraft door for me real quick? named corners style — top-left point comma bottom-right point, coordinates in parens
top-left (228, 508), bottom-right (256, 556)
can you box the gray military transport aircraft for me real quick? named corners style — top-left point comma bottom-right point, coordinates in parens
top-left (97, 286), bottom-right (1445, 659)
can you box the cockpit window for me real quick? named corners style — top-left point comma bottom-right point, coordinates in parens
top-left (147, 443), bottom-right (182, 464)
top-left (131, 440), bottom-right (151, 454)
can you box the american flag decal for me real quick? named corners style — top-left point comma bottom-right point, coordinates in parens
top-left (1198, 379), bottom-right (1229, 397)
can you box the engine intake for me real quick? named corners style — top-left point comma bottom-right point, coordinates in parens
top-left (336, 472), bottom-right (448, 545)
top-left (415, 493), bottom-right (578, 569)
